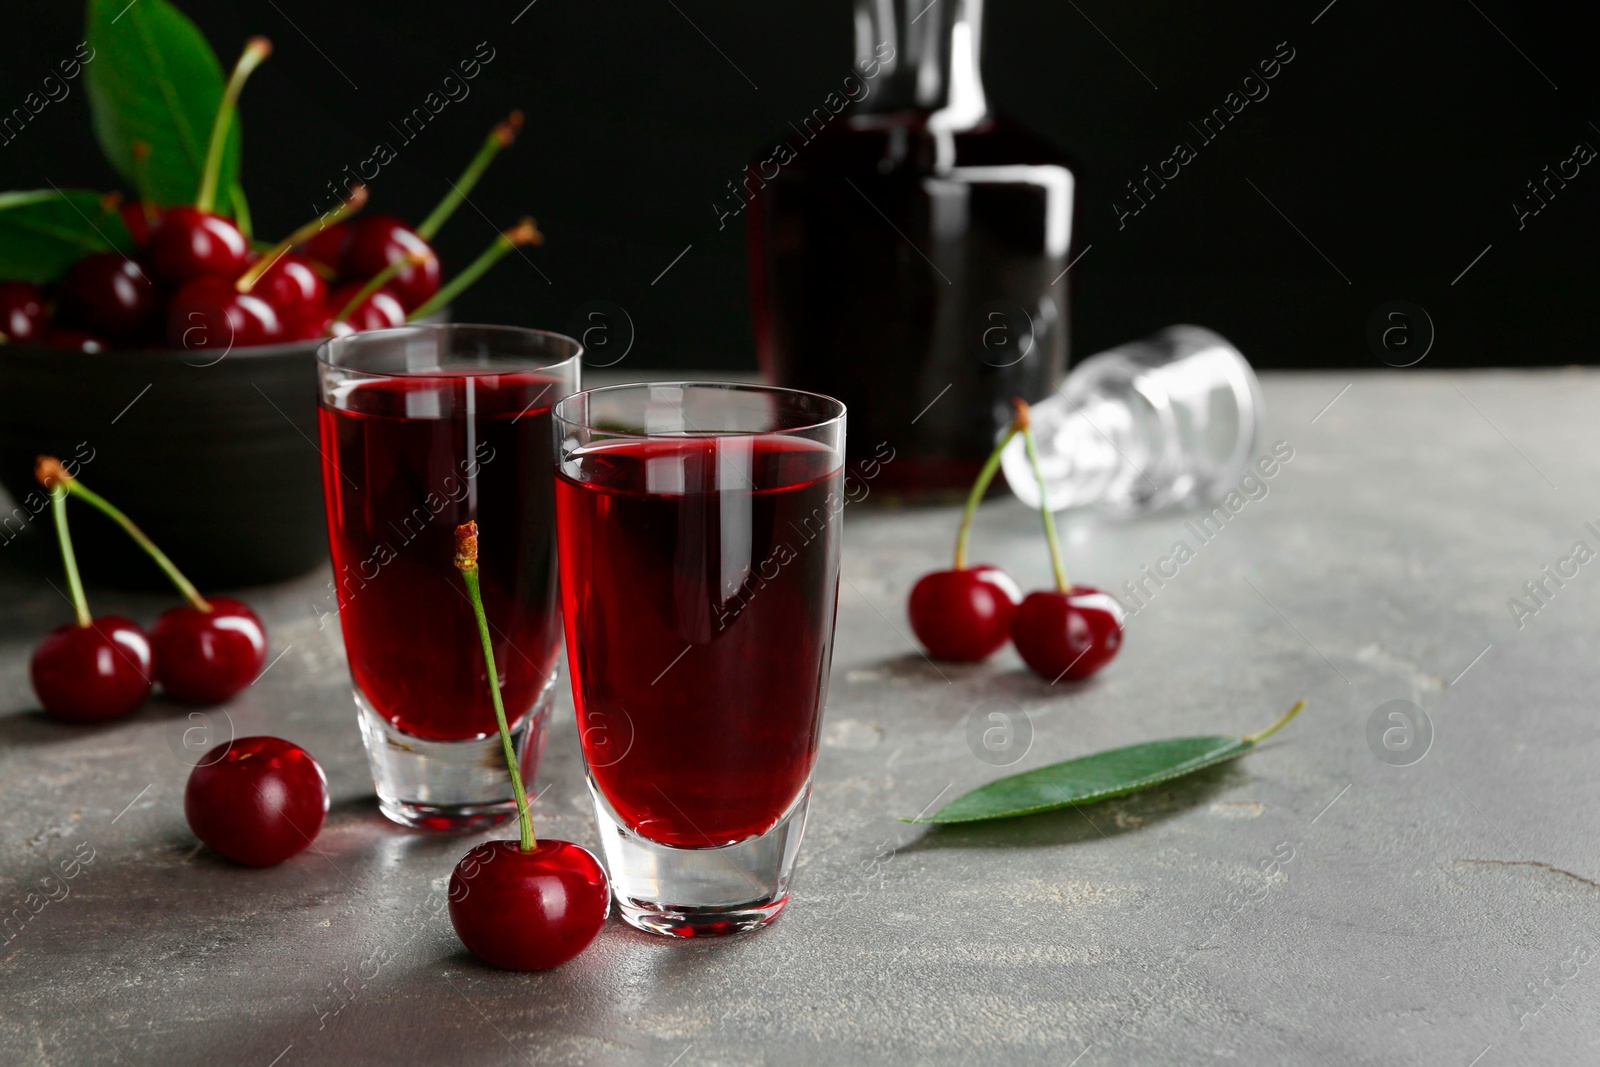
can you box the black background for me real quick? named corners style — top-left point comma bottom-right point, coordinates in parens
top-left (3, 0), bottom-right (1597, 370)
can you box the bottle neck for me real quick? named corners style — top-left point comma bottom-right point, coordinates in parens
top-left (854, 0), bottom-right (988, 129)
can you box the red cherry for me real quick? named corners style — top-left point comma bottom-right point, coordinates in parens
top-left (249, 253), bottom-right (328, 327)
top-left (285, 303), bottom-right (338, 341)
top-left (340, 215), bottom-right (441, 311)
top-left (300, 220), bottom-right (351, 274)
top-left (0, 282), bottom-right (47, 342)
top-left (184, 736), bottom-right (329, 866)
top-left (908, 564), bottom-right (1022, 661)
top-left (151, 597), bottom-right (268, 704)
top-left (1011, 586), bottom-right (1125, 682)
top-left (30, 617), bottom-right (153, 723)
top-left (55, 253), bottom-right (162, 346)
top-left (144, 207), bottom-right (250, 286)
top-left (119, 201), bottom-right (155, 246)
top-left (168, 277), bottom-right (285, 350)
top-left (327, 283), bottom-right (406, 333)
top-left (41, 329), bottom-right (106, 353)
top-left (448, 839), bottom-right (609, 970)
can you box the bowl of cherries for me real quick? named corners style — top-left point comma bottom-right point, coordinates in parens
top-left (0, 1), bottom-right (541, 587)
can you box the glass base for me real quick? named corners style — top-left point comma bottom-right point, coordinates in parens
top-left (588, 775), bottom-right (811, 937)
top-left (355, 674), bottom-right (553, 832)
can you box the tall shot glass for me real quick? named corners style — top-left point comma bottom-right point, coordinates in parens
top-left (317, 325), bottom-right (581, 830)
top-left (553, 383), bottom-right (846, 936)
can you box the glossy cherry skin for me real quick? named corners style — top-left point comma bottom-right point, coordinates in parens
top-left (300, 220), bottom-right (350, 273)
top-left (42, 329), bottom-right (106, 353)
top-left (55, 253), bottom-right (162, 346)
top-left (284, 302), bottom-right (337, 341)
top-left (119, 201), bottom-right (154, 246)
top-left (340, 215), bottom-right (441, 311)
top-left (250, 253), bottom-right (327, 327)
top-left (1011, 585), bottom-right (1126, 682)
top-left (448, 839), bottom-right (609, 970)
top-left (0, 282), bottom-right (47, 342)
top-left (184, 736), bottom-right (329, 866)
top-left (144, 207), bottom-right (250, 287)
top-left (325, 283), bottom-right (407, 334)
top-left (908, 564), bottom-right (1022, 662)
top-left (30, 617), bottom-right (153, 723)
top-left (151, 597), bottom-right (268, 704)
top-left (168, 277), bottom-right (285, 351)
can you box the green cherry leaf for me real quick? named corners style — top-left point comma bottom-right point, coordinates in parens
top-left (909, 701), bottom-right (1304, 825)
top-left (0, 190), bottom-right (134, 283)
top-left (84, 0), bottom-right (243, 216)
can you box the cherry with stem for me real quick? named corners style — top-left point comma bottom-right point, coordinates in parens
top-left (447, 521), bottom-right (608, 971)
top-left (35, 457), bottom-right (267, 704)
top-left (196, 37), bottom-right (271, 216)
top-left (1008, 399), bottom-right (1126, 683)
top-left (234, 185), bottom-right (367, 290)
top-left (29, 465), bottom-right (152, 723)
top-left (327, 249), bottom-right (427, 332)
top-left (407, 218), bottom-right (543, 323)
top-left (906, 406), bottom-right (1026, 662)
top-left (333, 112), bottom-right (524, 312)
top-left (338, 215), bottom-right (440, 312)
top-left (234, 184), bottom-right (368, 328)
top-left (143, 38), bottom-right (271, 286)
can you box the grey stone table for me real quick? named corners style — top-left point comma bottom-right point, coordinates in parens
top-left (3, 371), bottom-right (1598, 1066)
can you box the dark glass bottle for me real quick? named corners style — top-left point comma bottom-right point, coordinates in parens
top-left (747, 0), bottom-right (1075, 500)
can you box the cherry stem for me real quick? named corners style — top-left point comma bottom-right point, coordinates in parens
top-left (416, 111), bottom-right (523, 241)
top-left (197, 37), bottom-right (272, 214)
top-left (1244, 700), bottom-right (1306, 745)
top-left (454, 522), bottom-right (536, 853)
top-left (329, 250), bottom-right (425, 327)
top-left (47, 483), bottom-right (91, 628)
top-left (954, 410), bottom-right (1028, 570)
top-left (230, 184), bottom-right (254, 239)
top-left (236, 185), bottom-right (368, 294)
top-left (35, 456), bottom-right (210, 613)
top-left (1013, 398), bottom-right (1071, 594)
top-left (409, 218), bottom-right (542, 323)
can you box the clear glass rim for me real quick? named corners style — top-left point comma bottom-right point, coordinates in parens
top-left (553, 380), bottom-right (846, 439)
top-left (316, 323), bottom-right (583, 380)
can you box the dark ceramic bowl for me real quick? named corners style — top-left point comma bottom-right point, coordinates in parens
top-left (0, 339), bottom-right (325, 589)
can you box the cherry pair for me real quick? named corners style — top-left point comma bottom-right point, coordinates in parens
top-left (908, 399), bottom-right (1125, 682)
top-left (28, 457), bottom-right (267, 724)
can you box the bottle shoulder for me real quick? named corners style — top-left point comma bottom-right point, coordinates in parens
top-left (758, 110), bottom-right (1075, 177)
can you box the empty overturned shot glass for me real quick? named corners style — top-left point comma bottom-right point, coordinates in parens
top-left (1000, 325), bottom-right (1264, 516)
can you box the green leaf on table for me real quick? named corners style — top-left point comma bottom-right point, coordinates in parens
top-left (84, 0), bottom-right (243, 217)
top-left (0, 190), bottom-right (135, 283)
top-left (909, 701), bottom-right (1305, 825)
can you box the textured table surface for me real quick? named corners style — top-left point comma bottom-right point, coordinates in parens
top-left (3, 370), bottom-right (1599, 1066)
